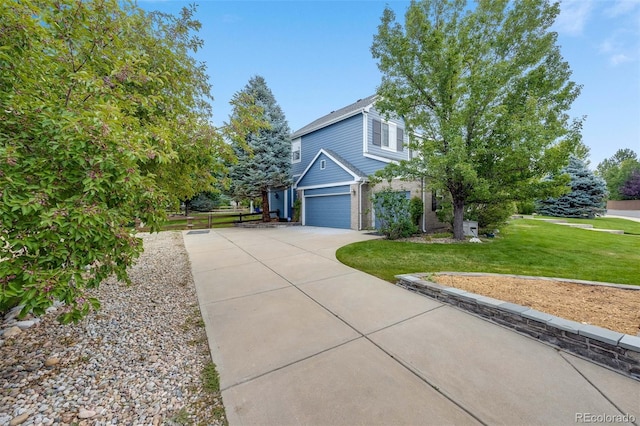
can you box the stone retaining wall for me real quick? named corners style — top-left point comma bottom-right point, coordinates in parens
top-left (396, 274), bottom-right (640, 380)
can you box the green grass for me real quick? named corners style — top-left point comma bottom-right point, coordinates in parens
top-left (336, 218), bottom-right (640, 285)
top-left (534, 216), bottom-right (640, 235)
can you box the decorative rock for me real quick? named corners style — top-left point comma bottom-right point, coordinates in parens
top-left (9, 413), bottom-right (30, 426)
top-left (78, 408), bottom-right (96, 419)
top-left (15, 320), bottom-right (36, 330)
top-left (3, 326), bottom-right (22, 338)
top-left (4, 305), bottom-right (23, 322)
top-left (44, 357), bottom-right (60, 367)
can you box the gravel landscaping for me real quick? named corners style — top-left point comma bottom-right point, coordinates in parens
top-left (0, 232), bottom-right (226, 426)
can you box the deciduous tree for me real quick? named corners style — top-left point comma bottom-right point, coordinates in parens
top-left (371, 0), bottom-right (582, 239)
top-left (596, 149), bottom-right (640, 200)
top-left (0, 0), bottom-right (223, 321)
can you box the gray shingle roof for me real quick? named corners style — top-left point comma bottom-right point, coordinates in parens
top-left (291, 95), bottom-right (377, 139)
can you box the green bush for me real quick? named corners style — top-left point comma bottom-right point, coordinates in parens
top-left (409, 196), bottom-right (424, 226)
top-left (516, 201), bottom-right (536, 215)
top-left (373, 189), bottom-right (417, 239)
top-left (465, 202), bottom-right (515, 230)
top-left (292, 198), bottom-right (301, 222)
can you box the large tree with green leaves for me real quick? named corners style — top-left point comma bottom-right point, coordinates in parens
top-left (227, 76), bottom-right (292, 222)
top-left (371, 0), bottom-right (582, 239)
top-left (596, 149), bottom-right (640, 201)
top-left (0, 0), bottom-right (225, 321)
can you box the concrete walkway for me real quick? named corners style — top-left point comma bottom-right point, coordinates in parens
top-left (183, 226), bottom-right (639, 426)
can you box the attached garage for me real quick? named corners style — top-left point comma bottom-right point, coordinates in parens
top-left (304, 186), bottom-right (351, 229)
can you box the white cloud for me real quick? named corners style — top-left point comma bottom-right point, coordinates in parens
top-left (554, 0), bottom-right (594, 36)
top-left (610, 53), bottom-right (633, 65)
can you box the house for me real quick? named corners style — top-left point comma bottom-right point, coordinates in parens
top-left (269, 95), bottom-right (443, 231)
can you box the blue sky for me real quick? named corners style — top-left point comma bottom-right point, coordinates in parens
top-left (138, 0), bottom-right (640, 168)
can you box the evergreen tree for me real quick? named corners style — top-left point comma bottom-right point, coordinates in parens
top-left (227, 76), bottom-right (291, 222)
top-left (536, 157), bottom-right (608, 218)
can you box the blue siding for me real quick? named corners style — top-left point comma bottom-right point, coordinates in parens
top-left (269, 190), bottom-right (285, 217)
top-left (292, 114), bottom-right (363, 177)
top-left (305, 195), bottom-right (350, 229)
top-left (305, 185), bottom-right (350, 196)
top-left (297, 153), bottom-right (355, 188)
top-left (366, 109), bottom-right (408, 163)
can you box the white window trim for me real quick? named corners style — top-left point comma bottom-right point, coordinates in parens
top-left (320, 159), bottom-right (326, 170)
top-left (291, 138), bottom-right (301, 164)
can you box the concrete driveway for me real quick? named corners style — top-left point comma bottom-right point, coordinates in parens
top-left (183, 226), bottom-right (639, 426)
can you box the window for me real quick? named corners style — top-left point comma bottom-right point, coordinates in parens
top-left (397, 128), bottom-right (404, 152)
top-left (373, 120), bottom-right (381, 146)
top-left (372, 119), bottom-right (404, 152)
top-left (320, 159), bottom-right (326, 170)
top-left (291, 139), bottom-right (301, 163)
top-left (382, 123), bottom-right (389, 148)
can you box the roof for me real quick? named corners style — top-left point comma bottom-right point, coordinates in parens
top-left (322, 148), bottom-right (367, 179)
top-left (291, 94), bottom-right (377, 139)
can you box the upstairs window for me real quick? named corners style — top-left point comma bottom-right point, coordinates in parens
top-left (372, 119), bottom-right (403, 152)
top-left (382, 123), bottom-right (390, 148)
top-left (397, 128), bottom-right (404, 152)
top-left (291, 139), bottom-right (301, 163)
top-left (373, 120), bottom-right (381, 146)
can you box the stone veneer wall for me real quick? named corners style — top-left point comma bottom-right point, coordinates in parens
top-left (396, 274), bottom-right (640, 380)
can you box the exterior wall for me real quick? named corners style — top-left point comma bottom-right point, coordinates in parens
top-left (365, 108), bottom-right (409, 163)
top-left (350, 184), bottom-right (360, 230)
top-left (296, 153), bottom-right (355, 188)
top-left (292, 115), bottom-right (363, 177)
top-left (607, 200), bottom-right (640, 210)
top-left (369, 179), bottom-right (447, 232)
top-left (293, 114), bottom-right (391, 179)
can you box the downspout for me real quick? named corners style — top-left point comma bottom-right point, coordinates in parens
top-left (358, 179), bottom-right (365, 230)
top-left (421, 177), bottom-right (427, 233)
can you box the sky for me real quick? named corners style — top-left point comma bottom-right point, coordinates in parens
top-left (138, 0), bottom-right (640, 168)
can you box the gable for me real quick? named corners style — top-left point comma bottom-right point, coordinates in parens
top-left (296, 149), bottom-right (364, 189)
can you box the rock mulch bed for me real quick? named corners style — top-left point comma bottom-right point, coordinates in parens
top-left (432, 274), bottom-right (640, 336)
top-left (0, 232), bottom-right (226, 426)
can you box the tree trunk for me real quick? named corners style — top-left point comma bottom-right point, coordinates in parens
top-left (261, 190), bottom-right (270, 222)
top-left (184, 199), bottom-right (190, 217)
top-left (452, 197), bottom-right (465, 240)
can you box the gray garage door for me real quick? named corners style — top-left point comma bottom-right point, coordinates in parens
top-left (305, 194), bottom-right (351, 229)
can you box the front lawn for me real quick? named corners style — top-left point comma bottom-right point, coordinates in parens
top-left (336, 218), bottom-right (640, 285)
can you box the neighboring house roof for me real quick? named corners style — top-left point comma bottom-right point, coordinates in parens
top-left (291, 94), bottom-right (377, 139)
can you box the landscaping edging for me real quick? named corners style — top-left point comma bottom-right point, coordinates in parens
top-left (395, 273), bottom-right (640, 380)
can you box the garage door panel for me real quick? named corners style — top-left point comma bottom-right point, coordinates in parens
top-left (305, 195), bottom-right (350, 229)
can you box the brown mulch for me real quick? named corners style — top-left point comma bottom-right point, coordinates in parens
top-left (431, 274), bottom-right (640, 336)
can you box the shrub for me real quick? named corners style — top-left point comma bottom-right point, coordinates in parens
top-left (373, 189), bottom-right (417, 239)
top-left (409, 196), bottom-right (424, 226)
top-left (465, 202), bottom-right (515, 230)
top-left (292, 198), bottom-right (301, 222)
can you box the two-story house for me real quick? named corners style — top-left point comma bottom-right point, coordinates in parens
top-left (268, 95), bottom-right (443, 231)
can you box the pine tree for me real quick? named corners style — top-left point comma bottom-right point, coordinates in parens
top-left (536, 157), bottom-right (608, 218)
top-left (227, 76), bottom-right (291, 222)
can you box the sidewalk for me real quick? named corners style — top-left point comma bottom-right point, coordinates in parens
top-left (184, 226), bottom-right (639, 426)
